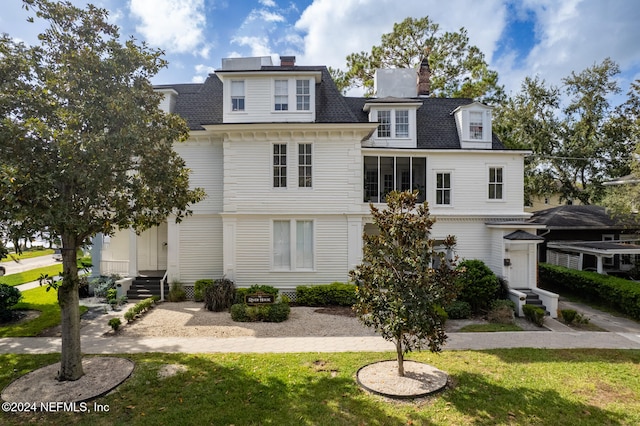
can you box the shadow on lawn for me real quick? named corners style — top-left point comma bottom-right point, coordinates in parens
top-left (445, 370), bottom-right (629, 425)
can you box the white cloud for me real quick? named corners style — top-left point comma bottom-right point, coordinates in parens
top-left (192, 64), bottom-right (216, 83)
top-left (260, 0), bottom-right (277, 7)
top-left (231, 35), bottom-right (274, 57)
top-left (129, 0), bottom-right (207, 56)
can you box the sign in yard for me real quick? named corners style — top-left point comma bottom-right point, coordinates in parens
top-left (245, 292), bottom-right (275, 305)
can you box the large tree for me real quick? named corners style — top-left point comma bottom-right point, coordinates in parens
top-left (350, 191), bottom-right (458, 377)
top-left (331, 16), bottom-right (503, 102)
top-left (494, 58), bottom-right (634, 205)
top-left (0, 0), bottom-right (204, 381)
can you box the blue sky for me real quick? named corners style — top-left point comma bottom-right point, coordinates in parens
top-left (2, 0), bottom-right (640, 100)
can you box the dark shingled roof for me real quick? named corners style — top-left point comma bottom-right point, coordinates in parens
top-left (529, 205), bottom-right (635, 229)
top-left (155, 64), bottom-right (507, 149)
top-left (504, 230), bottom-right (545, 241)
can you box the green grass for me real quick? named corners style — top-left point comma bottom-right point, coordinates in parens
top-left (1, 349), bottom-right (639, 425)
top-left (0, 264), bottom-right (64, 287)
top-left (458, 323), bottom-right (523, 332)
top-left (1, 249), bottom-right (54, 262)
top-left (0, 285), bottom-right (87, 337)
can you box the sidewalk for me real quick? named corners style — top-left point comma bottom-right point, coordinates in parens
top-left (2, 298), bottom-right (640, 354)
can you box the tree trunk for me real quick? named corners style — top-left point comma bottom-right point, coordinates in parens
top-left (57, 235), bottom-right (84, 381)
top-left (395, 338), bottom-right (405, 377)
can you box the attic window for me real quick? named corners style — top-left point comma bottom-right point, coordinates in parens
top-left (231, 80), bottom-right (245, 111)
top-left (469, 111), bottom-right (483, 140)
top-left (377, 110), bottom-right (391, 137)
top-left (274, 80), bottom-right (288, 111)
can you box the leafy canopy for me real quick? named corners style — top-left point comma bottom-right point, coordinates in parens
top-left (350, 191), bottom-right (458, 376)
top-left (0, 0), bottom-right (204, 381)
top-left (494, 58), bottom-right (634, 205)
top-left (331, 16), bottom-right (503, 102)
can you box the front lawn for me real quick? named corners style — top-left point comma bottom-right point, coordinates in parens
top-left (0, 264), bottom-right (64, 287)
top-left (1, 349), bottom-right (639, 425)
top-left (0, 285), bottom-right (87, 337)
top-left (1, 249), bottom-right (54, 262)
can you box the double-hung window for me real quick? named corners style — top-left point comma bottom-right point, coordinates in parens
top-left (436, 172), bottom-right (451, 205)
top-left (273, 144), bottom-right (287, 188)
top-left (231, 80), bottom-right (245, 111)
top-left (274, 80), bottom-right (288, 111)
top-left (488, 167), bottom-right (503, 200)
top-left (296, 80), bottom-right (310, 111)
top-left (395, 110), bottom-right (409, 137)
top-left (273, 220), bottom-right (314, 270)
top-left (377, 110), bottom-right (391, 138)
top-left (298, 143), bottom-right (312, 187)
top-left (469, 111), bottom-right (483, 140)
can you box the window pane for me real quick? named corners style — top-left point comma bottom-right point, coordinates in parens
top-left (273, 144), bottom-right (287, 187)
top-left (412, 157), bottom-right (426, 202)
top-left (489, 167), bottom-right (503, 199)
top-left (231, 81), bottom-right (245, 111)
top-left (380, 157), bottom-right (394, 201)
top-left (469, 111), bottom-right (483, 139)
top-left (298, 143), bottom-right (312, 187)
top-left (396, 157), bottom-right (411, 192)
top-left (296, 220), bottom-right (313, 269)
top-left (296, 80), bottom-right (310, 111)
top-left (275, 80), bottom-right (288, 111)
top-left (273, 221), bottom-right (290, 269)
top-left (364, 156), bottom-right (379, 202)
top-left (396, 110), bottom-right (409, 137)
top-left (377, 110), bottom-right (391, 138)
top-left (436, 172), bottom-right (451, 205)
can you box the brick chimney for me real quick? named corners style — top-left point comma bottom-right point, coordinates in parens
top-left (417, 48), bottom-right (431, 96)
top-left (280, 55), bottom-right (296, 67)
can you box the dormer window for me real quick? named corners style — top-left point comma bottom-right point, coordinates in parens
top-left (274, 80), bottom-right (288, 111)
top-left (396, 110), bottom-right (409, 137)
top-left (377, 110), bottom-right (391, 137)
top-left (296, 80), bottom-right (310, 110)
top-left (469, 111), bottom-right (483, 140)
top-left (452, 102), bottom-right (493, 149)
top-left (231, 80), bottom-right (245, 111)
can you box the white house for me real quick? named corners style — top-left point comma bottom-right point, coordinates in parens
top-left (96, 55), bottom-right (555, 316)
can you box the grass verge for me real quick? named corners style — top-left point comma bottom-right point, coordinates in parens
top-left (0, 285), bottom-right (87, 337)
top-left (1, 249), bottom-right (54, 263)
top-left (458, 323), bottom-right (523, 332)
top-left (0, 264), bottom-right (64, 287)
top-left (1, 349), bottom-right (639, 425)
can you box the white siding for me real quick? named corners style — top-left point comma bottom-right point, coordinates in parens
top-left (173, 140), bottom-right (223, 214)
top-left (432, 219), bottom-right (491, 264)
top-left (177, 214), bottom-right (223, 284)
top-left (223, 133), bottom-right (363, 214)
top-left (222, 76), bottom-right (317, 123)
top-left (232, 215), bottom-right (350, 287)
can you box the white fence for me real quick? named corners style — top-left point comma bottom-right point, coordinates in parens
top-left (100, 260), bottom-right (129, 276)
top-left (546, 250), bottom-right (580, 270)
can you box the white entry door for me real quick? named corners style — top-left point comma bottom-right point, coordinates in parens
top-left (509, 246), bottom-right (530, 289)
top-left (137, 222), bottom-right (168, 271)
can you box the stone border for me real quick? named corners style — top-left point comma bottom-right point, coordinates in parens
top-left (1, 357), bottom-right (134, 403)
top-left (356, 360), bottom-right (448, 399)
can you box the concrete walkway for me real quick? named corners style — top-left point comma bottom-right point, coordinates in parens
top-left (2, 297), bottom-right (640, 354)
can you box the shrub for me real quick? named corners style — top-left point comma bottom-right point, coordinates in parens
top-left (230, 302), bottom-right (290, 323)
top-left (106, 288), bottom-right (117, 303)
top-left (91, 275), bottom-right (120, 299)
top-left (523, 304), bottom-right (545, 327)
top-left (487, 300), bottom-right (516, 324)
top-left (295, 283), bottom-right (357, 306)
top-left (168, 281), bottom-right (186, 302)
top-left (124, 297), bottom-right (156, 323)
top-left (194, 279), bottom-right (214, 302)
top-left (124, 310), bottom-right (135, 323)
top-left (108, 317), bottom-right (121, 332)
top-left (444, 300), bottom-right (471, 319)
top-left (455, 260), bottom-right (500, 314)
top-left (560, 309), bottom-right (578, 324)
top-left (203, 278), bottom-right (236, 312)
top-left (0, 284), bottom-right (22, 322)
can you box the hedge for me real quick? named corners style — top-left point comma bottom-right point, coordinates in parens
top-left (295, 282), bottom-right (356, 306)
top-left (539, 263), bottom-right (640, 321)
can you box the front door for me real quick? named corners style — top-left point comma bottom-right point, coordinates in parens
top-left (509, 245), bottom-right (530, 289)
top-left (137, 222), bottom-right (168, 271)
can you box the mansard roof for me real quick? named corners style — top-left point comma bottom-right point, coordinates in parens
top-left (155, 64), bottom-right (506, 149)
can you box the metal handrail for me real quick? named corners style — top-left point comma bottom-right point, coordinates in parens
top-left (161, 270), bottom-right (169, 301)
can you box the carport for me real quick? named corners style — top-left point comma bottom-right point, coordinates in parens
top-left (547, 240), bottom-right (640, 274)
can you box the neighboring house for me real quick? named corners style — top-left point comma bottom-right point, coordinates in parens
top-left (529, 205), bottom-right (640, 275)
top-left (95, 55), bottom-right (554, 315)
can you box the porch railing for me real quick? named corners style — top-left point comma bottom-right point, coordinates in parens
top-left (100, 260), bottom-right (130, 276)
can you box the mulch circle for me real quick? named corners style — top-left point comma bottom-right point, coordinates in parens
top-left (1, 357), bottom-right (134, 403)
top-left (356, 360), bottom-right (448, 399)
